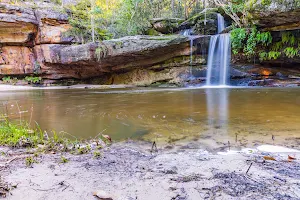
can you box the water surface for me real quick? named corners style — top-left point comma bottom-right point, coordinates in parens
top-left (1, 87), bottom-right (300, 150)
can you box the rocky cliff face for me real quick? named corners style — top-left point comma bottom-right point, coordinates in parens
top-left (0, 1), bottom-right (299, 87)
top-left (0, 3), bottom-right (73, 78)
top-left (0, 3), bottom-right (207, 86)
top-left (34, 35), bottom-right (200, 80)
top-left (250, 0), bottom-right (300, 31)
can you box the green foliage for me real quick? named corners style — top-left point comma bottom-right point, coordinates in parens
top-left (256, 31), bottom-right (272, 46)
top-left (284, 47), bottom-right (299, 58)
top-left (2, 76), bottom-right (12, 83)
top-left (230, 27), bottom-right (300, 61)
top-left (259, 51), bottom-right (281, 61)
top-left (65, 0), bottom-right (111, 43)
top-left (2, 76), bottom-right (18, 85)
top-left (271, 42), bottom-right (283, 51)
top-left (25, 76), bottom-right (42, 84)
top-left (93, 151), bottom-right (101, 158)
top-left (261, 0), bottom-right (272, 6)
top-left (109, 0), bottom-right (152, 37)
top-left (95, 45), bottom-right (108, 61)
top-left (0, 118), bottom-right (71, 152)
top-left (60, 156), bottom-right (69, 163)
top-left (231, 27), bottom-right (272, 57)
top-left (258, 31), bottom-right (300, 61)
top-left (25, 156), bottom-right (38, 167)
top-left (0, 119), bottom-right (41, 147)
top-left (230, 28), bottom-right (247, 54)
top-left (244, 27), bottom-right (258, 56)
top-left (76, 145), bottom-right (91, 154)
top-left (50, 0), bottom-right (62, 4)
top-left (64, 0), bottom-right (204, 39)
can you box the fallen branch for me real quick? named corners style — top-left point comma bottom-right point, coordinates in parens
top-left (246, 162), bottom-right (253, 174)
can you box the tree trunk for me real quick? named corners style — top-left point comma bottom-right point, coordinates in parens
top-left (90, 0), bottom-right (95, 42)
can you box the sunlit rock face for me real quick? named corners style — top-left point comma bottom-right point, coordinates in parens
top-left (0, 46), bottom-right (35, 75)
top-left (0, 3), bottom-right (73, 77)
top-left (0, 3), bottom-right (37, 45)
top-left (34, 9), bottom-right (73, 44)
top-left (250, 0), bottom-right (300, 31)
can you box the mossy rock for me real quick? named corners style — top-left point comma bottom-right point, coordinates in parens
top-left (145, 28), bottom-right (160, 36)
top-left (179, 8), bottom-right (218, 29)
top-left (150, 18), bottom-right (185, 34)
top-left (193, 19), bottom-right (217, 35)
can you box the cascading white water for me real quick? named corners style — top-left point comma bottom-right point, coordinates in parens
top-left (217, 14), bottom-right (225, 34)
top-left (206, 14), bottom-right (231, 86)
top-left (181, 29), bottom-right (192, 36)
top-left (180, 29), bottom-right (194, 75)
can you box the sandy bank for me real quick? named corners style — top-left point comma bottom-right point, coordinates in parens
top-left (1, 141), bottom-right (300, 200)
top-left (0, 84), bottom-right (135, 91)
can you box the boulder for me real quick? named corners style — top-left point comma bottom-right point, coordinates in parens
top-left (33, 35), bottom-right (208, 79)
top-left (250, 0), bottom-right (300, 31)
top-left (178, 8), bottom-right (220, 35)
top-left (150, 18), bottom-right (184, 34)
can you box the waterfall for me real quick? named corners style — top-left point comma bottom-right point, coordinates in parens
top-left (181, 29), bottom-right (192, 36)
top-left (180, 29), bottom-right (194, 76)
top-left (206, 14), bottom-right (230, 86)
top-left (217, 14), bottom-right (225, 34)
top-left (189, 38), bottom-right (194, 75)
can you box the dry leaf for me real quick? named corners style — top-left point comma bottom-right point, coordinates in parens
top-left (102, 134), bottom-right (112, 142)
top-left (288, 155), bottom-right (296, 160)
top-left (263, 156), bottom-right (276, 161)
top-left (93, 190), bottom-right (113, 200)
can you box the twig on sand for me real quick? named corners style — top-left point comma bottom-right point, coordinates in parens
top-left (150, 141), bottom-right (158, 153)
top-left (0, 155), bottom-right (30, 168)
top-left (246, 162), bottom-right (253, 174)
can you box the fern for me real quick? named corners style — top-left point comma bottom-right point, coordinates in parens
top-left (259, 52), bottom-right (268, 61)
top-left (284, 47), bottom-right (298, 58)
top-left (271, 42), bottom-right (283, 52)
top-left (230, 28), bottom-right (247, 54)
top-left (268, 51), bottom-right (281, 60)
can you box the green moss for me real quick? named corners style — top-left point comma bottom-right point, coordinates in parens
top-left (261, 0), bottom-right (272, 6)
top-left (146, 28), bottom-right (160, 36)
top-left (145, 35), bottom-right (178, 41)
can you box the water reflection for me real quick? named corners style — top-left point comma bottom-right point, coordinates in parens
top-left (0, 88), bottom-right (300, 149)
top-left (206, 88), bottom-right (229, 130)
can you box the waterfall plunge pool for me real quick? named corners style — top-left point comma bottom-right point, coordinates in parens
top-left (1, 87), bottom-right (300, 151)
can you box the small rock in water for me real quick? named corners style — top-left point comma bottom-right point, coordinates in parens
top-left (93, 190), bottom-right (113, 200)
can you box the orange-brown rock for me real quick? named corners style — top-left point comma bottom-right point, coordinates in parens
top-left (0, 46), bottom-right (35, 75)
top-left (0, 3), bottom-right (38, 45)
top-left (35, 9), bottom-right (73, 44)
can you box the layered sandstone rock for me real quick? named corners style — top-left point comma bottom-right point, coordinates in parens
top-left (0, 3), bottom-right (37, 45)
top-left (34, 35), bottom-right (202, 80)
top-left (0, 46), bottom-right (35, 75)
top-left (35, 8), bottom-right (73, 44)
top-left (250, 0), bottom-right (300, 31)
